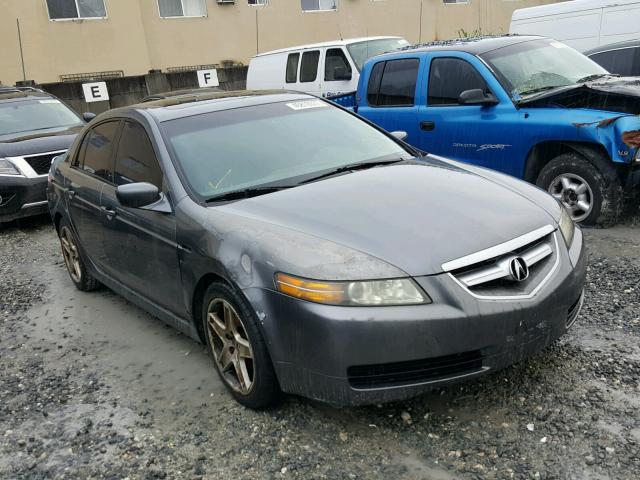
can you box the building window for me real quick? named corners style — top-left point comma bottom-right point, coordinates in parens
top-left (158, 0), bottom-right (207, 18)
top-left (46, 0), bottom-right (107, 20)
top-left (249, 0), bottom-right (268, 5)
top-left (301, 0), bottom-right (337, 12)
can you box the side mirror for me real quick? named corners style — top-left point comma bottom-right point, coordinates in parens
top-left (116, 182), bottom-right (160, 209)
top-left (333, 66), bottom-right (352, 81)
top-left (458, 89), bottom-right (498, 106)
top-left (82, 112), bottom-right (97, 122)
top-left (391, 131), bottom-right (408, 141)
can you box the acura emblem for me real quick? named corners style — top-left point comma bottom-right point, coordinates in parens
top-left (509, 257), bottom-right (529, 282)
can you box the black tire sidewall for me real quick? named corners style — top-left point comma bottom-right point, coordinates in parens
top-left (536, 153), bottom-right (615, 226)
top-left (57, 218), bottom-right (98, 291)
top-left (201, 282), bottom-right (280, 409)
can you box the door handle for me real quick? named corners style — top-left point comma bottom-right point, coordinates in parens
top-left (420, 121), bottom-right (436, 131)
top-left (101, 206), bottom-right (117, 221)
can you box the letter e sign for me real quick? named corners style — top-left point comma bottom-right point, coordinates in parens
top-left (197, 69), bottom-right (219, 88)
top-left (82, 82), bottom-right (109, 103)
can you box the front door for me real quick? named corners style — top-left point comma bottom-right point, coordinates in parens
top-left (65, 120), bottom-right (120, 271)
top-left (99, 120), bottom-right (184, 316)
top-left (321, 47), bottom-right (357, 97)
top-left (417, 55), bottom-right (522, 176)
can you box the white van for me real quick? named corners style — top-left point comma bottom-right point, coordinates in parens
top-left (246, 36), bottom-right (409, 97)
top-left (509, 0), bottom-right (640, 52)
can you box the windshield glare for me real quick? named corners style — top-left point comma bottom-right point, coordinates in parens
top-left (481, 39), bottom-right (608, 97)
top-left (0, 98), bottom-right (82, 136)
top-left (347, 38), bottom-right (410, 71)
top-left (162, 100), bottom-right (409, 200)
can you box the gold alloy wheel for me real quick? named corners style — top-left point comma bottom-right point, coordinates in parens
top-left (60, 226), bottom-right (82, 283)
top-left (206, 298), bottom-right (255, 395)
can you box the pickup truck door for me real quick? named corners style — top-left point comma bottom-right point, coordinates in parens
top-left (356, 57), bottom-right (424, 146)
top-left (416, 54), bottom-right (524, 177)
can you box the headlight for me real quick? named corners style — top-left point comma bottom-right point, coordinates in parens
top-left (0, 158), bottom-right (22, 176)
top-left (275, 273), bottom-right (431, 306)
top-left (558, 205), bottom-right (575, 247)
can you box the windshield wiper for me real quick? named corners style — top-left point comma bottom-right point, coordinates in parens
top-left (576, 73), bottom-right (618, 83)
top-left (300, 158), bottom-right (406, 184)
top-left (517, 85), bottom-right (568, 97)
top-left (205, 185), bottom-right (295, 203)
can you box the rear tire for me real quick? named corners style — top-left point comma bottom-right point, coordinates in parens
top-left (536, 153), bottom-right (621, 227)
top-left (202, 282), bottom-right (281, 409)
top-left (57, 218), bottom-right (100, 291)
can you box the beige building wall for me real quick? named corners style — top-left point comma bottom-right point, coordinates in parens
top-left (0, 0), bottom-right (562, 85)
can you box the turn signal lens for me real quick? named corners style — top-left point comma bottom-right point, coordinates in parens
top-left (275, 273), bottom-right (430, 306)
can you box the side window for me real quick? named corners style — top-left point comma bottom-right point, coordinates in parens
top-left (428, 57), bottom-right (489, 106)
top-left (286, 53), bottom-right (299, 83)
top-left (325, 48), bottom-right (352, 81)
top-left (300, 50), bottom-right (320, 83)
top-left (367, 61), bottom-right (385, 105)
top-left (79, 121), bottom-right (119, 182)
top-left (368, 58), bottom-right (419, 107)
top-left (114, 121), bottom-right (163, 190)
top-left (589, 48), bottom-right (636, 76)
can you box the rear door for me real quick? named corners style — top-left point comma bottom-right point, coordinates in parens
top-left (292, 49), bottom-right (322, 95)
top-left (65, 120), bottom-right (120, 271)
top-left (356, 57), bottom-right (422, 146)
top-left (99, 120), bottom-right (183, 315)
top-left (417, 54), bottom-right (523, 176)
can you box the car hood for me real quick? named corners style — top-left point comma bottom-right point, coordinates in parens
top-left (0, 125), bottom-right (83, 157)
top-left (217, 160), bottom-right (557, 276)
top-left (518, 76), bottom-right (640, 114)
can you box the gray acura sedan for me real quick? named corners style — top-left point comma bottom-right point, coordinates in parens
top-left (48, 91), bottom-right (586, 408)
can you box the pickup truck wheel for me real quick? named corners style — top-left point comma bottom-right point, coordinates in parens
top-left (57, 218), bottom-right (101, 291)
top-left (536, 153), bottom-right (621, 226)
top-left (202, 282), bottom-right (281, 409)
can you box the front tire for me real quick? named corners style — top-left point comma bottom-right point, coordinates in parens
top-left (57, 218), bottom-right (100, 291)
top-left (536, 153), bottom-right (621, 226)
top-left (202, 282), bottom-right (280, 409)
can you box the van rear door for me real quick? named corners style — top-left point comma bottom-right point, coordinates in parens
top-left (289, 49), bottom-right (322, 95)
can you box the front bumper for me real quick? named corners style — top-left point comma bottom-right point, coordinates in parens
top-left (244, 230), bottom-right (586, 405)
top-left (0, 175), bottom-right (49, 223)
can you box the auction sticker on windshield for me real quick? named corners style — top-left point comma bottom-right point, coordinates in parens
top-left (286, 99), bottom-right (327, 110)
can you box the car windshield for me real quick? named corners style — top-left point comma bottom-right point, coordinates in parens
top-left (161, 99), bottom-right (410, 200)
top-left (481, 39), bottom-right (609, 97)
top-left (0, 98), bottom-right (82, 136)
top-left (347, 38), bottom-right (410, 71)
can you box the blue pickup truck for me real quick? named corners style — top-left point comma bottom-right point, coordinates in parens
top-left (331, 35), bottom-right (640, 225)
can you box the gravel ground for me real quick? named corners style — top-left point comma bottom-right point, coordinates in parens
top-left (1, 216), bottom-right (639, 480)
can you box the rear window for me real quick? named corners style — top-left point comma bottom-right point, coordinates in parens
top-left (366, 58), bottom-right (419, 107)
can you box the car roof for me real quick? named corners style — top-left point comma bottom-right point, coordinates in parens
top-left (141, 86), bottom-right (223, 102)
top-left (378, 35), bottom-right (546, 58)
top-left (584, 38), bottom-right (640, 55)
top-left (109, 90), bottom-right (315, 123)
top-left (253, 36), bottom-right (404, 57)
top-left (0, 86), bottom-right (53, 103)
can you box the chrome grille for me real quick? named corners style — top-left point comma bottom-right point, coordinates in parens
top-left (23, 150), bottom-right (66, 175)
top-left (443, 225), bottom-right (559, 299)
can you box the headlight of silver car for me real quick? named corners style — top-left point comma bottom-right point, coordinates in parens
top-left (0, 158), bottom-right (22, 176)
top-left (275, 273), bottom-right (431, 306)
top-left (558, 205), bottom-right (575, 247)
